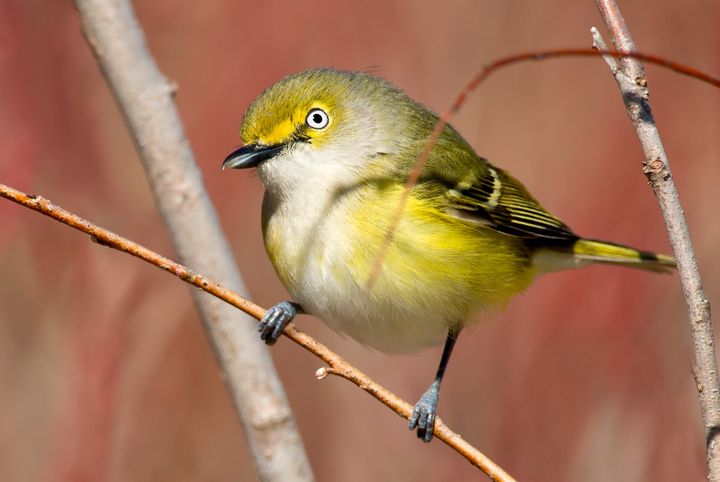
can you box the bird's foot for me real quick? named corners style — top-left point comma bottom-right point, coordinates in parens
top-left (408, 381), bottom-right (440, 443)
top-left (258, 301), bottom-right (297, 345)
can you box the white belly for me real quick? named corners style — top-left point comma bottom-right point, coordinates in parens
top-left (261, 188), bottom-right (452, 353)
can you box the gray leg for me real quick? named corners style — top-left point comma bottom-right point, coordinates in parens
top-left (258, 301), bottom-right (303, 345)
top-left (408, 330), bottom-right (459, 442)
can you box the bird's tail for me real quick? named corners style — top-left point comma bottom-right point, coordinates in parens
top-left (573, 239), bottom-right (676, 273)
top-left (534, 238), bottom-right (676, 274)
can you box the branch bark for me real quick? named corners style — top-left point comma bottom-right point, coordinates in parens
top-left (0, 182), bottom-right (517, 482)
top-left (592, 2), bottom-right (720, 479)
top-left (73, 1), bottom-right (314, 480)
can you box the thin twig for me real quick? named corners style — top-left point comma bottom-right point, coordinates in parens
top-left (73, 1), bottom-right (313, 480)
top-left (366, 47), bottom-right (719, 290)
top-left (592, 1), bottom-right (720, 480)
top-left (589, 28), bottom-right (620, 74)
top-left (0, 182), bottom-right (517, 482)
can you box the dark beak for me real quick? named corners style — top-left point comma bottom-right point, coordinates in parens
top-left (222, 144), bottom-right (285, 170)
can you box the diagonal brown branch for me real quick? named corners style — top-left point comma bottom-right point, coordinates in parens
top-left (592, 1), bottom-right (720, 480)
top-left (0, 182), bottom-right (517, 482)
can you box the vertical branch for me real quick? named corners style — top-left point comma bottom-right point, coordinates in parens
top-left (593, 1), bottom-right (720, 479)
top-left (73, 1), bottom-right (315, 481)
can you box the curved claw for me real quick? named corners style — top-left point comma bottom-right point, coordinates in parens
top-left (408, 384), bottom-right (440, 443)
top-left (258, 301), bottom-right (297, 345)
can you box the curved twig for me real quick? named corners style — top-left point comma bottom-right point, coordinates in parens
top-left (367, 47), bottom-right (719, 290)
top-left (0, 182), bottom-right (517, 482)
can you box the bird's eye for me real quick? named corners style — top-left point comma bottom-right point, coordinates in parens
top-left (306, 108), bottom-right (329, 129)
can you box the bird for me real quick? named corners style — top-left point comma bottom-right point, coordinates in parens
top-left (222, 68), bottom-right (675, 442)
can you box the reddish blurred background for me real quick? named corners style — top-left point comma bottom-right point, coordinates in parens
top-left (1, 1), bottom-right (718, 481)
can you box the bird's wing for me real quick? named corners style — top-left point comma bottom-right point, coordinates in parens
top-left (404, 126), bottom-right (577, 241)
top-left (413, 135), bottom-right (578, 241)
top-left (440, 162), bottom-right (578, 240)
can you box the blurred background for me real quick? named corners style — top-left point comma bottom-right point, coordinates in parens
top-left (1, 1), bottom-right (718, 481)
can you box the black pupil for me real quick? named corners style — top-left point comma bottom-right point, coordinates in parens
top-left (312, 112), bottom-right (323, 125)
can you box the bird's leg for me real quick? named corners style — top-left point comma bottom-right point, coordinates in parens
top-left (409, 330), bottom-right (460, 442)
top-left (258, 301), bottom-right (304, 345)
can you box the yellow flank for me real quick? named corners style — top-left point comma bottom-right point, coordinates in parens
top-left (347, 183), bottom-right (537, 324)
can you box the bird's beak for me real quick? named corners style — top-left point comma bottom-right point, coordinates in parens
top-left (222, 143), bottom-right (284, 170)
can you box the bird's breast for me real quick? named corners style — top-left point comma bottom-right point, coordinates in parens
top-left (261, 182), bottom-right (536, 353)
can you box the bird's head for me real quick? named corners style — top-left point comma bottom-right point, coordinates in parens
top-left (223, 68), bottom-right (437, 194)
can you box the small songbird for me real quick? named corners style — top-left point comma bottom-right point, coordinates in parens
top-left (222, 68), bottom-right (674, 442)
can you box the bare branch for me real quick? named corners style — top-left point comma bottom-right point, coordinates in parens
top-left (594, 1), bottom-right (646, 83)
top-left (593, 1), bottom-right (720, 479)
top-left (0, 182), bottom-right (517, 482)
top-left (590, 27), bottom-right (620, 74)
top-left (73, 1), bottom-right (313, 480)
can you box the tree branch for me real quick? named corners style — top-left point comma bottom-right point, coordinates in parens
top-left (0, 182), bottom-right (517, 482)
top-left (592, 1), bottom-right (720, 480)
top-left (73, 1), bottom-right (313, 480)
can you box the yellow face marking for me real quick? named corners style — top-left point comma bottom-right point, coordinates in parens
top-left (259, 115), bottom-right (297, 146)
top-left (255, 103), bottom-right (334, 147)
